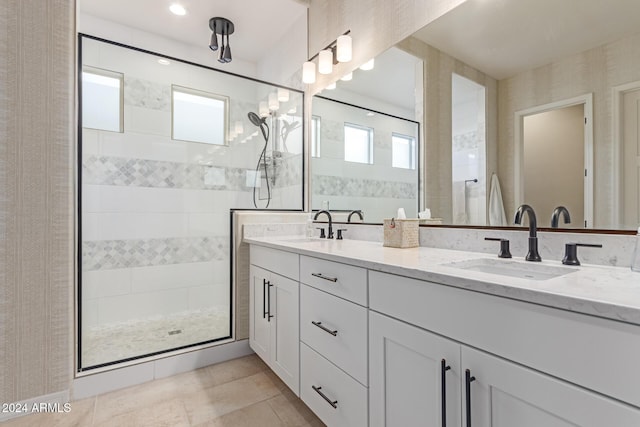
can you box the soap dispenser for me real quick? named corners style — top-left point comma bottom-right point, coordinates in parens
top-left (631, 227), bottom-right (640, 272)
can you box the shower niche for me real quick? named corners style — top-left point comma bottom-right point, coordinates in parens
top-left (78, 35), bottom-right (304, 370)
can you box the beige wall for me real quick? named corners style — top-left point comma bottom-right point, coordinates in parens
top-left (307, 0), bottom-right (467, 94)
top-left (397, 36), bottom-right (498, 223)
top-left (0, 0), bottom-right (74, 403)
top-left (498, 32), bottom-right (640, 228)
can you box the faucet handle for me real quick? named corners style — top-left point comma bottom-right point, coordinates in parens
top-left (336, 229), bottom-right (347, 240)
top-left (484, 237), bottom-right (512, 258)
top-left (562, 243), bottom-right (602, 265)
top-left (316, 227), bottom-right (326, 239)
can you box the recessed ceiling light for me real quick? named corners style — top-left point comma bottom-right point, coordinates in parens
top-left (169, 4), bottom-right (187, 16)
top-left (366, 112), bottom-right (375, 117)
top-left (157, 59), bottom-right (171, 65)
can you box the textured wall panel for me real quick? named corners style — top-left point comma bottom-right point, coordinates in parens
top-left (0, 0), bottom-right (74, 403)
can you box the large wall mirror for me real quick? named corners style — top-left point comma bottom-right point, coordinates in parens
top-left (311, 0), bottom-right (640, 231)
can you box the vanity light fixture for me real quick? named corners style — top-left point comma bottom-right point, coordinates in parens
top-left (234, 121), bottom-right (244, 134)
top-left (169, 4), bottom-right (187, 16)
top-left (268, 92), bottom-right (280, 111)
top-left (157, 58), bottom-right (171, 65)
top-left (359, 58), bottom-right (374, 71)
top-left (277, 88), bottom-right (290, 102)
top-left (340, 72), bottom-right (353, 81)
top-left (302, 30), bottom-right (352, 84)
top-left (326, 82), bottom-right (336, 90)
top-left (259, 101), bottom-right (269, 118)
top-left (208, 17), bottom-right (234, 63)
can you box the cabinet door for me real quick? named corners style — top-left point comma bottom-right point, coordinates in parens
top-left (462, 346), bottom-right (640, 427)
top-left (369, 312), bottom-right (461, 427)
top-left (249, 265), bottom-right (270, 362)
top-left (270, 272), bottom-right (300, 395)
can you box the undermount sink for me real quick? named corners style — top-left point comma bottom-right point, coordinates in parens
top-left (442, 258), bottom-right (577, 281)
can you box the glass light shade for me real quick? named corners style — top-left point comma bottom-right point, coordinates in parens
top-left (277, 88), bottom-right (289, 102)
top-left (302, 61), bottom-right (316, 84)
top-left (288, 107), bottom-right (297, 114)
top-left (229, 130), bottom-right (237, 139)
top-left (340, 72), bottom-right (353, 81)
top-left (326, 82), bottom-right (336, 90)
top-left (268, 92), bottom-right (279, 111)
top-left (359, 58), bottom-right (374, 71)
top-left (235, 121), bottom-right (243, 134)
top-left (318, 49), bottom-right (333, 74)
top-left (259, 101), bottom-right (269, 117)
top-left (336, 35), bottom-right (352, 62)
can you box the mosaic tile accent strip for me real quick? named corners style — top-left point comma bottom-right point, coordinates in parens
top-left (82, 236), bottom-right (228, 271)
top-left (313, 175), bottom-right (417, 199)
top-left (453, 130), bottom-right (483, 150)
top-left (83, 154), bottom-right (303, 192)
top-left (124, 77), bottom-right (171, 111)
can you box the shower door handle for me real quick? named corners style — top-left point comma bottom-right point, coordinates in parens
top-left (267, 282), bottom-right (274, 321)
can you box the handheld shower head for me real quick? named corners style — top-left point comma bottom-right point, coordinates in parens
top-left (247, 112), bottom-right (265, 127)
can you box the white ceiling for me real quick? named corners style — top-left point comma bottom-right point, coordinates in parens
top-left (414, 0), bottom-right (640, 79)
top-left (323, 47), bottom-right (422, 115)
top-left (80, 0), bottom-right (307, 64)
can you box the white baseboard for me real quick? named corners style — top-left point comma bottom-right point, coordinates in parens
top-left (72, 339), bottom-right (253, 400)
top-left (0, 390), bottom-right (70, 422)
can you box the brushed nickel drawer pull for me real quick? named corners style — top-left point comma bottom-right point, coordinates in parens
top-left (312, 385), bottom-right (338, 409)
top-left (311, 272), bottom-right (338, 282)
top-left (311, 321), bottom-right (338, 336)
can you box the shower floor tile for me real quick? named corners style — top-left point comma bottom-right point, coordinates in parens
top-left (81, 306), bottom-right (231, 368)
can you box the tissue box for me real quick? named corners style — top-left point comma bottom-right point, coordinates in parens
top-left (383, 218), bottom-right (419, 248)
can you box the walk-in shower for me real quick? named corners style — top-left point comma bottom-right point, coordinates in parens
top-left (78, 35), bottom-right (304, 370)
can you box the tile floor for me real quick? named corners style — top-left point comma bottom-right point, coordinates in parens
top-left (2, 355), bottom-right (324, 427)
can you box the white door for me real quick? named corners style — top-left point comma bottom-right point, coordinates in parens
top-left (369, 311), bottom-right (461, 427)
top-left (623, 88), bottom-right (640, 227)
top-left (269, 272), bottom-right (300, 395)
top-left (462, 346), bottom-right (640, 427)
top-left (249, 265), bottom-right (270, 362)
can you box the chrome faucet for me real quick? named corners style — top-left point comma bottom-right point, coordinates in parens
top-left (514, 204), bottom-right (541, 261)
top-left (313, 210), bottom-right (333, 239)
top-left (550, 206), bottom-right (571, 228)
top-left (347, 210), bottom-right (364, 223)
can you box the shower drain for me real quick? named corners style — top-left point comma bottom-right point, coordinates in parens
top-left (168, 329), bottom-right (183, 335)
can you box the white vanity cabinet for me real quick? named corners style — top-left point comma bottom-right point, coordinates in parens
top-left (249, 245), bottom-right (300, 395)
top-left (369, 271), bottom-right (640, 427)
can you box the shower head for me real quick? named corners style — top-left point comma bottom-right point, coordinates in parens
top-left (247, 112), bottom-right (265, 127)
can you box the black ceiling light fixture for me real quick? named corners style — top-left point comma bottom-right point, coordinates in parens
top-left (208, 17), bottom-right (234, 63)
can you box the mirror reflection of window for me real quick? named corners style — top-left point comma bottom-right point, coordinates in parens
top-left (392, 133), bottom-right (416, 169)
top-left (344, 123), bottom-right (373, 164)
top-left (311, 115), bottom-right (321, 158)
top-left (82, 67), bottom-right (123, 132)
top-left (172, 85), bottom-right (228, 145)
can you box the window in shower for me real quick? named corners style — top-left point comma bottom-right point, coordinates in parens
top-left (344, 123), bottom-right (373, 164)
top-left (78, 35), bottom-right (304, 371)
top-left (172, 86), bottom-right (228, 145)
top-left (82, 67), bottom-right (123, 132)
top-left (392, 133), bottom-right (416, 169)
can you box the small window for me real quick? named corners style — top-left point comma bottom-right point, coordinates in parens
top-left (172, 86), bottom-right (228, 145)
top-left (344, 123), bottom-right (373, 164)
top-left (82, 67), bottom-right (123, 132)
top-left (311, 115), bottom-right (321, 158)
top-left (392, 133), bottom-right (416, 169)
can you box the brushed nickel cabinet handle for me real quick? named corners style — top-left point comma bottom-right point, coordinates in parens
top-left (311, 321), bottom-right (338, 336)
top-left (311, 272), bottom-right (338, 282)
top-left (312, 385), bottom-right (338, 409)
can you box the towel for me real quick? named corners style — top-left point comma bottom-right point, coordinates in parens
top-left (489, 173), bottom-right (508, 226)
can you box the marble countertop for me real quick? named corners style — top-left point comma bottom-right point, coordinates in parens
top-left (244, 235), bottom-right (640, 326)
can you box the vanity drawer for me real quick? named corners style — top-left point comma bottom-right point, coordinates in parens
top-left (300, 343), bottom-right (368, 427)
top-left (300, 255), bottom-right (367, 305)
top-left (300, 284), bottom-right (368, 385)
top-left (250, 244), bottom-right (299, 280)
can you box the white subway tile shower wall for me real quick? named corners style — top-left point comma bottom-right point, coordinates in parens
top-left (80, 38), bottom-right (303, 368)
